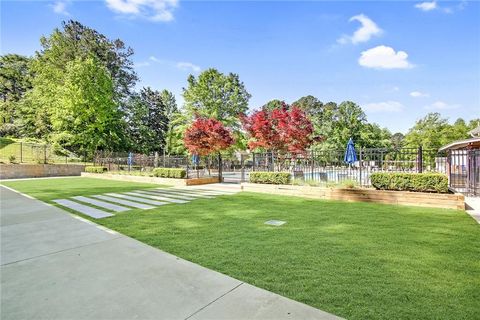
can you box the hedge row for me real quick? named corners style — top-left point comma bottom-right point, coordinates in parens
top-left (84, 166), bottom-right (107, 173)
top-left (152, 167), bottom-right (186, 179)
top-left (370, 172), bottom-right (448, 193)
top-left (249, 171), bottom-right (291, 185)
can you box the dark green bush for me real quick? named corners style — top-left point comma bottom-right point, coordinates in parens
top-left (152, 167), bottom-right (186, 179)
top-left (85, 166), bottom-right (108, 173)
top-left (249, 172), bottom-right (291, 185)
top-left (370, 172), bottom-right (448, 193)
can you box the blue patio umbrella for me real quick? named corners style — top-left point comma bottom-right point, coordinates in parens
top-left (127, 152), bottom-right (133, 166)
top-left (344, 138), bottom-right (358, 164)
top-left (192, 154), bottom-right (200, 166)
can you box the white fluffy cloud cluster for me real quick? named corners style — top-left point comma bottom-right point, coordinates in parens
top-left (358, 45), bottom-right (413, 69)
top-left (105, 0), bottom-right (178, 22)
top-left (337, 14), bottom-right (382, 45)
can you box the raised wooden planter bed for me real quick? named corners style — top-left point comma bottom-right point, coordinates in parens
top-left (241, 183), bottom-right (465, 210)
top-left (81, 172), bottom-right (220, 186)
top-left (186, 176), bottom-right (221, 185)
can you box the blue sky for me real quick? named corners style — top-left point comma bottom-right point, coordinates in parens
top-left (1, 0), bottom-right (479, 133)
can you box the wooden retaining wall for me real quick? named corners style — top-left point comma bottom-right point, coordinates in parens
top-left (81, 172), bottom-right (185, 186)
top-left (186, 176), bottom-right (220, 185)
top-left (241, 183), bottom-right (465, 210)
top-left (81, 172), bottom-right (221, 186)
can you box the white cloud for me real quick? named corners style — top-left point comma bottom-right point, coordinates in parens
top-left (105, 0), bottom-right (178, 22)
top-left (425, 101), bottom-right (460, 110)
top-left (363, 101), bottom-right (404, 112)
top-left (176, 62), bottom-right (201, 73)
top-left (51, 1), bottom-right (70, 15)
top-left (134, 56), bottom-right (201, 73)
top-left (149, 56), bottom-right (162, 63)
top-left (414, 1), bottom-right (437, 11)
top-left (337, 14), bottom-right (382, 45)
top-left (359, 45), bottom-right (414, 69)
top-left (134, 61), bottom-right (150, 68)
top-left (410, 91), bottom-right (429, 97)
top-left (415, 1), bottom-right (466, 13)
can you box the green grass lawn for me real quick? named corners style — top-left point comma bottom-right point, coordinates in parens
top-left (2, 177), bottom-right (479, 319)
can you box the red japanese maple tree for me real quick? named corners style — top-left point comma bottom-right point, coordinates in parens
top-left (241, 103), bottom-right (316, 154)
top-left (184, 117), bottom-right (235, 156)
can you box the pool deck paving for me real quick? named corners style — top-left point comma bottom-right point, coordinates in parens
top-left (0, 185), bottom-right (341, 320)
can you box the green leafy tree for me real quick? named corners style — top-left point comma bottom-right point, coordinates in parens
top-left (311, 102), bottom-right (338, 149)
top-left (0, 54), bottom-right (32, 127)
top-left (404, 114), bottom-right (480, 150)
top-left (292, 95), bottom-right (324, 118)
top-left (52, 57), bottom-right (124, 153)
top-left (261, 99), bottom-right (284, 111)
top-left (183, 68), bottom-right (251, 128)
top-left (468, 119), bottom-right (480, 132)
top-left (0, 54), bottom-right (33, 137)
top-left (391, 132), bottom-right (405, 149)
top-left (160, 89), bottom-right (185, 155)
top-left (36, 20), bottom-right (137, 102)
top-left (448, 118), bottom-right (470, 141)
top-left (328, 101), bottom-right (367, 148)
top-left (125, 94), bottom-right (151, 153)
top-left (18, 20), bottom-right (136, 141)
top-left (306, 100), bottom-right (392, 149)
top-left (360, 123), bottom-right (392, 148)
top-left (125, 87), bottom-right (168, 153)
top-left (404, 113), bottom-right (452, 150)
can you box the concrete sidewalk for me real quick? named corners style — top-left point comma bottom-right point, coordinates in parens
top-left (465, 196), bottom-right (480, 224)
top-left (0, 186), bottom-right (340, 320)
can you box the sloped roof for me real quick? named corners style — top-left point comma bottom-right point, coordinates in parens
top-left (439, 137), bottom-right (480, 151)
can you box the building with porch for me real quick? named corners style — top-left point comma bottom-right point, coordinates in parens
top-left (440, 127), bottom-right (480, 196)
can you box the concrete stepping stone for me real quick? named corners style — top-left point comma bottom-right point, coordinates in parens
top-left (154, 189), bottom-right (214, 199)
top-left (72, 196), bottom-right (130, 212)
top-left (52, 199), bottom-right (114, 219)
top-left (172, 189), bottom-right (233, 196)
top-left (91, 195), bottom-right (155, 210)
top-left (133, 190), bottom-right (197, 201)
top-left (191, 188), bottom-right (237, 194)
top-left (195, 189), bottom-right (238, 194)
top-left (105, 193), bottom-right (167, 206)
top-left (125, 192), bottom-right (189, 204)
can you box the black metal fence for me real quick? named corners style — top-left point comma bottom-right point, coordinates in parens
top-left (93, 147), bottom-right (447, 187)
top-left (447, 149), bottom-right (480, 196)
top-left (0, 141), bottom-right (87, 164)
top-left (238, 147), bottom-right (444, 187)
top-left (93, 151), bottom-right (222, 179)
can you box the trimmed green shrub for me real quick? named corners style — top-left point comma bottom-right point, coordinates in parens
top-left (340, 179), bottom-right (358, 189)
top-left (249, 172), bottom-right (291, 185)
top-left (152, 167), bottom-right (187, 179)
top-left (370, 172), bottom-right (448, 193)
top-left (85, 166), bottom-right (107, 173)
